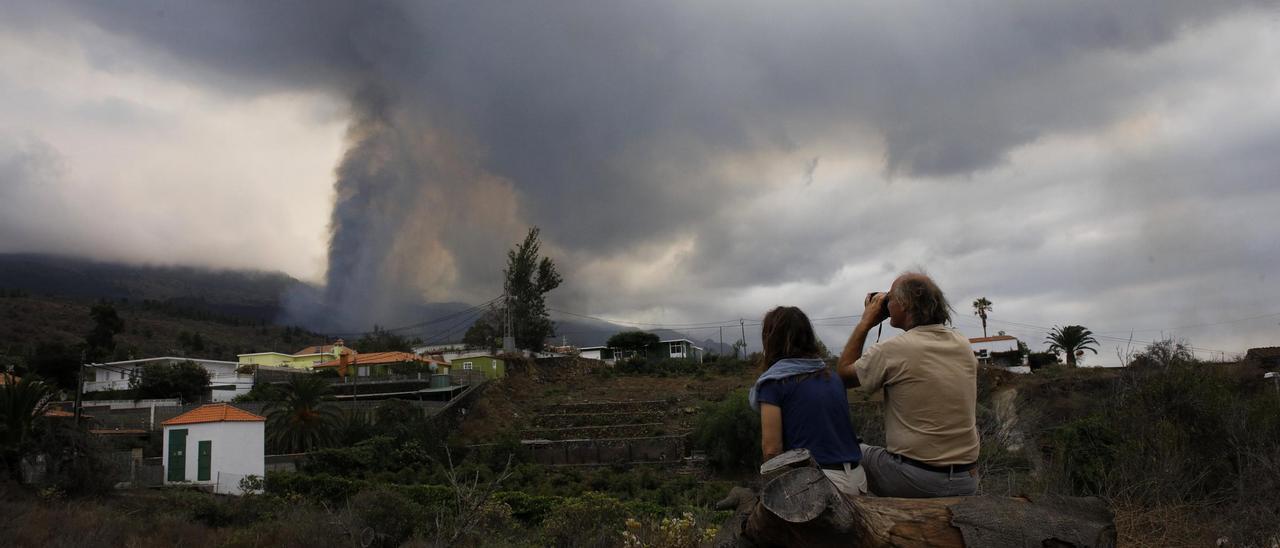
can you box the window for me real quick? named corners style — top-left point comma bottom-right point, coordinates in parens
top-left (670, 342), bottom-right (684, 356)
top-left (357, 366), bottom-right (370, 377)
top-left (463, 361), bottom-right (474, 370)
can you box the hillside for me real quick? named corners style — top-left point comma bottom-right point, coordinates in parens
top-left (0, 293), bottom-right (327, 370)
top-left (0, 254), bottom-right (301, 322)
top-left (0, 253), bottom-right (727, 353)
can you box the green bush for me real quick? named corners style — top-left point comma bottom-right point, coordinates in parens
top-left (542, 491), bottom-right (629, 547)
top-left (493, 491), bottom-right (563, 525)
top-left (350, 488), bottom-right (423, 547)
top-left (266, 472), bottom-right (363, 504)
top-left (692, 389), bottom-right (760, 473)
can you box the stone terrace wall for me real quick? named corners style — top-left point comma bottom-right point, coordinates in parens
top-left (524, 435), bottom-right (688, 466)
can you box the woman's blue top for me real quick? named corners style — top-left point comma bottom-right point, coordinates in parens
top-left (756, 366), bottom-right (862, 467)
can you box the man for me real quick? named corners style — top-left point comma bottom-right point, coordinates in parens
top-left (836, 272), bottom-right (979, 497)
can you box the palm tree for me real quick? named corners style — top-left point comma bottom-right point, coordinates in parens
top-left (264, 375), bottom-right (341, 453)
top-left (0, 377), bottom-right (55, 480)
top-left (972, 298), bottom-right (993, 337)
top-left (1045, 325), bottom-right (1100, 367)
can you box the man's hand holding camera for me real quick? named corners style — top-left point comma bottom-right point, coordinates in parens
top-left (861, 291), bottom-right (890, 328)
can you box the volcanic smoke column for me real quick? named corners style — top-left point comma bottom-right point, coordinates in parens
top-left (324, 88), bottom-right (426, 329)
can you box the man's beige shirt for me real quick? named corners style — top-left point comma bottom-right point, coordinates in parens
top-left (854, 324), bottom-right (980, 465)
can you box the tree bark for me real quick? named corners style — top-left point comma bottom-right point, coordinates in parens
top-left (714, 467), bottom-right (1115, 548)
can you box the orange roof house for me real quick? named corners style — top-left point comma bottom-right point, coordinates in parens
top-left (161, 403), bottom-right (265, 426)
top-left (314, 351), bottom-right (450, 378)
top-left (294, 343), bottom-right (356, 357)
top-left (968, 335), bottom-right (1018, 344)
top-left (314, 351), bottom-right (448, 369)
top-left (161, 403), bottom-right (265, 495)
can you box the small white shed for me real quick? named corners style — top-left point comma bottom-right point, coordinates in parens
top-left (160, 403), bottom-right (265, 495)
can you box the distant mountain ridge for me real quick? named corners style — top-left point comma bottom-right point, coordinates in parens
top-left (0, 254), bottom-right (730, 354)
top-left (0, 254), bottom-right (301, 322)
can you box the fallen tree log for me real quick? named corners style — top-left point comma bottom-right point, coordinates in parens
top-left (714, 467), bottom-right (1115, 548)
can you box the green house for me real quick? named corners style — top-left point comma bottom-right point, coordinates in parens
top-left (450, 354), bottom-right (506, 379)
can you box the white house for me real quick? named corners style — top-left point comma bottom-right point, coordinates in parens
top-left (661, 338), bottom-right (705, 363)
top-left (84, 357), bottom-right (253, 402)
top-left (969, 335), bottom-right (1029, 372)
top-left (578, 338), bottom-right (705, 365)
top-left (161, 403), bottom-right (265, 495)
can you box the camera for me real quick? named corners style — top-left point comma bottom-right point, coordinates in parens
top-left (866, 291), bottom-right (890, 318)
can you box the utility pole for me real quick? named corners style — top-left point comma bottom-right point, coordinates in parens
top-left (74, 350), bottom-right (86, 426)
top-left (740, 319), bottom-right (747, 357)
top-left (502, 291), bottom-right (516, 354)
top-left (719, 326), bottom-right (724, 357)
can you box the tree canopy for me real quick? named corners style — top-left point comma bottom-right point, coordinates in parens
top-left (1045, 325), bottom-right (1100, 367)
top-left (265, 374), bottom-right (341, 453)
top-left (462, 305), bottom-right (503, 350)
top-left (972, 298), bottom-right (993, 338)
top-left (85, 302), bottom-right (124, 362)
top-left (503, 227), bottom-right (562, 351)
top-left (606, 331), bottom-right (660, 354)
top-left (130, 360), bottom-right (211, 402)
top-left (351, 326), bottom-right (418, 353)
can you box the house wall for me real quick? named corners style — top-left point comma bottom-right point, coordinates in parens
top-left (237, 353), bottom-right (295, 367)
top-left (239, 351), bottom-right (343, 370)
top-left (288, 352), bottom-right (337, 370)
top-left (163, 421), bottom-right (265, 495)
top-left (209, 373), bottom-right (255, 402)
top-left (450, 356), bottom-right (506, 379)
top-left (971, 339), bottom-right (1019, 355)
top-left (86, 358), bottom-right (243, 394)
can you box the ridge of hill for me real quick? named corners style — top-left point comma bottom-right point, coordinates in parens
top-left (0, 253), bottom-right (301, 322)
top-left (0, 253), bottom-right (730, 354)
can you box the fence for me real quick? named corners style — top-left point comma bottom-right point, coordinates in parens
top-left (103, 450), bottom-right (164, 488)
top-left (81, 399), bottom-right (449, 432)
top-left (522, 434), bottom-right (690, 466)
top-left (215, 471), bottom-right (260, 495)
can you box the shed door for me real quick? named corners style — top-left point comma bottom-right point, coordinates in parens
top-left (197, 440), bottom-right (212, 481)
top-left (167, 429), bottom-right (187, 482)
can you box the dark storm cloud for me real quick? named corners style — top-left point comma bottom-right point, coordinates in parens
top-left (9, 0), bottom-right (1280, 340)
top-left (0, 137), bottom-right (67, 250)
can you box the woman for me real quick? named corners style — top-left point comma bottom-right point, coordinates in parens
top-left (749, 306), bottom-right (866, 496)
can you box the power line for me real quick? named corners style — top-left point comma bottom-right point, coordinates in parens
top-left (1091, 311), bottom-right (1280, 335)
top-left (320, 295), bottom-right (503, 339)
top-left (549, 308), bottom-right (747, 328)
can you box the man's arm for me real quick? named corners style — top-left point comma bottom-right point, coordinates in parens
top-left (760, 403), bottom-right (784, 461)
top-left (837, 292), bottom-right (888, 388)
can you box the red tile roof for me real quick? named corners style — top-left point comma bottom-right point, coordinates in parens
top-left (294, 344), bottom-right (355, 356)
top-left (314, 351), bottom-right (447, 368)
top-left (969, 335), bottom-right (1019, 344)
top-left (161, 403), bottom-right (265, 426)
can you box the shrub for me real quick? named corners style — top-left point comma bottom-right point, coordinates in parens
top-left (542, 492), bottom-right (630, 547)
top-left (493, 491), bottom-right (563, 525)
top-left (267, 472), bottom-right (362, 504)
top-left (692, 389), bottom-right (760, 473)
top-left (350, 488), bottom-right (423, 547)
top-left (1027, 351), bottom-right (1058, 369)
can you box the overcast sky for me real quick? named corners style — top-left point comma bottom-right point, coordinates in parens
top-left (2, 1), bottom-right (1279, 363)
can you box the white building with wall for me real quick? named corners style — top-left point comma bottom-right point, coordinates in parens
top-left (84, 357), bottom-right (253, 402)
top-left (577, 338), bottom-right (705, 365)
top-left (969, 335), bottom-right (1030, 372)
top-left (161, 403), bottom-right (265, 495)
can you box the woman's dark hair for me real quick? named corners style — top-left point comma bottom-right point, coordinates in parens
top-left (760, 306), bottom-right (822, 372)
